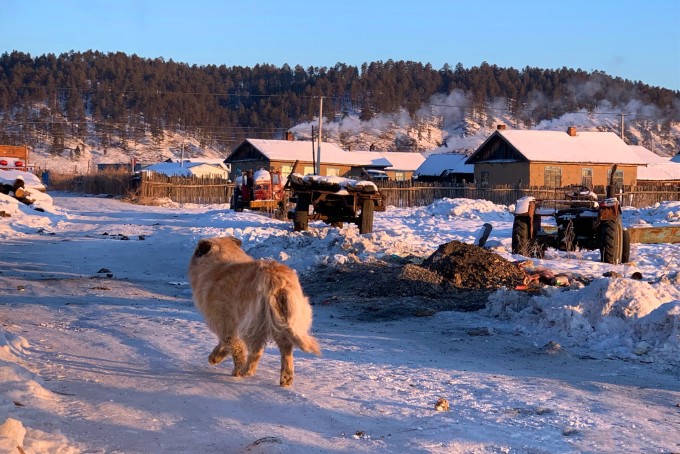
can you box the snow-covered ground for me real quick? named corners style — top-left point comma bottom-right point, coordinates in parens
top-left (0, 190), bottom-right (679, 453)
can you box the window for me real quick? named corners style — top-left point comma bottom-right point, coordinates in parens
top-left (395, 171), bottom-right (405, 181)
top-left (280, 165), bottom-right (293, 181)
top-left (326, 167), bottom-right (340, 177)
top-left (544, 166), bottom-right (562, 188)
top-left (303, 166), bottom-right (315, 175)
top-left (581, 168), bottom-right (593, 188)
top-left (607, 169), bottom-right (624, 188)
top-left (480, 171), bottom-right (490, 187)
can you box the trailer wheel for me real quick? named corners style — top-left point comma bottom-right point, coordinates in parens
top-left (600, 220), bottom-right (622, 264)
top-left (293, 210), bottom-right (308, 232)
top-left (233, 196), bottom-right (244, 212)
top-left (359, 199), bottom-right (374, 234)
top-left (621, 227), bottom-right (631, 263)
top-left (511, 217), bottom-right (531, 256)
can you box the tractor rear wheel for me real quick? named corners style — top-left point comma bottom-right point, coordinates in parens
top-left (600, 220), bottom-right (622, 264)
top-left (359, 199), bottom-right (374, 234)
top-left (511, 217), bottom-right (531, 256)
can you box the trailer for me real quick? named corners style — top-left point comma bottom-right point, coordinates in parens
top-left (286, 173), bottom-right (385, 234)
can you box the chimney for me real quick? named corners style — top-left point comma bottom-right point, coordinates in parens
top-left (567, 126), bottom-right (577, 136)
top-left (497, 124), bottom-right (506, 130)
top-left (285, 131), bottom-right (294, 141)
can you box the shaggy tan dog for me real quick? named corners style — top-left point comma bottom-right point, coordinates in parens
top-left (189, 236), bottom-right (320, 386)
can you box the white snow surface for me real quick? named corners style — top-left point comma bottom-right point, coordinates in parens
top-left (0, 192), bottom-right (679, 453)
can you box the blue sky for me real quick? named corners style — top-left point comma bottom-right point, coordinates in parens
top-left (3, 0), bottom-right (679, 90)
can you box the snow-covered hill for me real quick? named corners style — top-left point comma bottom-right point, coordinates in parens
top-left (24, 100), bottom-right (680, 174)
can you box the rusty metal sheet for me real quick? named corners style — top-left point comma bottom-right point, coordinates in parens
top-left (627, 226), bottom-right (680, 244)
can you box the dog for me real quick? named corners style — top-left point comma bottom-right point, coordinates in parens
top-left (188, 236), bottom-right (320, 386)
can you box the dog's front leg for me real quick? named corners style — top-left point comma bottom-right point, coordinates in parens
top-left (242, 340), bottom-right (266, 377)
top-left (226, 337), bottom-right (247, 377)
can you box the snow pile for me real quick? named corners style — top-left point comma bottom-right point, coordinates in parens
top-left (0, 332), bottom-right (76, 454)
top-left (486, 277), bottom-right (680, 364)
top-left (417, 197), bottom-right (513, 222)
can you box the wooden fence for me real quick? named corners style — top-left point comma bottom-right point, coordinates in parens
top-left (41, 171), bottom-right (680, 208)
top-left (136, 173), bottom-right (234, 204)
top-left (375, 181), bottom-right (680, 208)
top-left (45, 170), bottom-right (134, 196)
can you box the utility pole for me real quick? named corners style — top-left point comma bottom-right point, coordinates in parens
top-left (180, 119), bottom-right (185, 167)
top-left (620, 112), bottom-right (626, 141)
top-left (316, 97), bottom-right (323, 175)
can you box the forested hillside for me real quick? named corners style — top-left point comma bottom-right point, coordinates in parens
top-left (0, 50), bottom-right (679, 167)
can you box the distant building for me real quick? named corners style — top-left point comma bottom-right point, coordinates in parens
top-left (414, 153), bottom-right (474, 183)
top-left (141, 162), bottom-right (230, 179)
top-left (630, 145), bottom-right (680, 185)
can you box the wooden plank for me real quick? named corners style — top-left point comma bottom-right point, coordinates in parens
top-left (627, 226), bottom-right (680, 244)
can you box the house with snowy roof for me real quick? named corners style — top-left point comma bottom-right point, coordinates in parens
top-left (344, 150), bottom-right (426, 181)
top-left (225, 137), bottom-right (421, 181)
top-left (413, 152), bottom-right (474, 183)
top-left (630, 145), bottom-right (680, 185)
top-left (465, 125), bottom-right (646, 188)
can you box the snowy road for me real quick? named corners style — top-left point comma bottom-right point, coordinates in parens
top-left (0, 193), bottom-right (679, 453)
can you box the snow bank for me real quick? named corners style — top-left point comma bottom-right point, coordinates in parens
top-left (486, 277), bottom-right (680, 364)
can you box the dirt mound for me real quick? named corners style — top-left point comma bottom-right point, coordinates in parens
top-left (417, 240), bottom-right (526, 290)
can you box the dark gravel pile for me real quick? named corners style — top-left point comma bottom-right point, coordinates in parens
top-left (418, 240), bottom-right (526, 290)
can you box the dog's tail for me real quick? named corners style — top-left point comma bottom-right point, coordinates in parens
top-left (261, 262), bottom-right (321, 355)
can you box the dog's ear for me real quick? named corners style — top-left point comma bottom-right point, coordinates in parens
top-left (229, 237), bottom-right (243, 248)
top-left (194, 239), bottom-right (213, 257)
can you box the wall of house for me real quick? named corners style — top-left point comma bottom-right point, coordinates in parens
top-left (385, 170), bottom-right (414, 181)
top-left (230, 159), bottom-right (359, 181)
top-left (528, 163), bottom-right (638, 187)
top-left (474, 162), bottom-right (529, 186)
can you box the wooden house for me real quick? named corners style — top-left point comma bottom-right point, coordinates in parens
top-left (225, 138), bottom-right (391, 181)
top-left (465, 126), bottom-right (646, 188)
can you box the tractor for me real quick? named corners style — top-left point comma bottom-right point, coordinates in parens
top-left (231, 168), bottom-right (286, 215)
top-left (511, 185), bottom-right (630, 264)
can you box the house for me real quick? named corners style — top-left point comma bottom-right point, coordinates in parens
top-left (465, 126), bottom-right (646, 188)
top-left (141, 162), bottom-right (230, 179)
top-left (630, 145), bottom-right (680, 185)
top-left (413, 152), bottom-right (474, 183)
top-left (225, 138), bottom-right (391, 181)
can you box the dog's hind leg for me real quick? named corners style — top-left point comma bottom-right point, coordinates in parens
top-left (208, 342), bottom-right (229, 365)
top-left (274, 336), bottom-right (295, 387)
